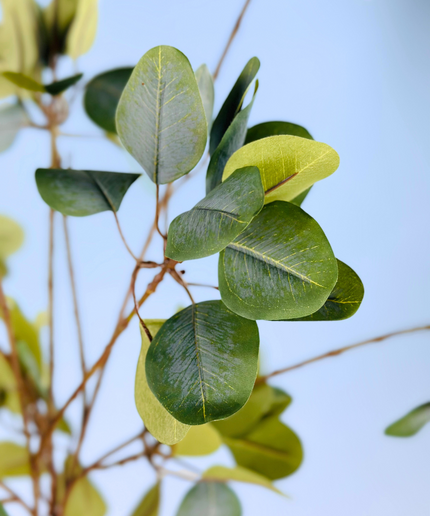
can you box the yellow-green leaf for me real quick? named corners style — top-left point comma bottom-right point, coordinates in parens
top-left (0, 442), bottom-right (30, 477)
top-left (0, 354), bottom-right (20, 413)
top-left (172, 424), bottom-right (222, 456)
top-left (66, 0), bottom-right (98, 59)
top-left (203, 466), bottom-right (284, 496)
top-left (2, 72), bottom-right (45, 92)
top-left (131, 482), bottom-right (160, 516)
top-left (0, 216), bottom-right (24, 259)
top-left (64, 477), bottom-right (106, 516)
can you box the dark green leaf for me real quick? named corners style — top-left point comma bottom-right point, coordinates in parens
top-left (176, 483), bottom-right (241, 516)
top-left (166, 167), bottom-right (264, 262)
top-left (245, 121), bottom-right (313, 145)
top-left (146, 300), bottom-right (259, 425)
top-left (0, 442), bottom-right (30, 477)
top-left (218, 201), bottom-right (338, 320)
top-left (84, 67), bottom-right (133, 133)
top-left (195, 65), bottom-right (214, 131)
top-left (289, 259), bottom-right (364, 321)
top-left (206, 82), bottom-right (258, 193)
top-left (131, 482), bottom-right (160, 516)
top-left (35, 168), bottom-right (140, 216)
top-left (0, 501), bottom-right (9, 516)
top-left (117, 46), bottom-right (207, 184)
top-left (2, 72), bottom-right (45, 92)
top-left (0, 103), bottom-right (28, 153)
top-left (224, 416), bottom-right (303, 480)
top-left (385, 402), bottom-right (430, 437)
top-left (45, 73), bottom-right (83, 95)
top-left (210, 57), bottom-right (260, 155)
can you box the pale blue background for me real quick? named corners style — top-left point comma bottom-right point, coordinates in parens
top-left (0, 0), bottom-right (429, 515)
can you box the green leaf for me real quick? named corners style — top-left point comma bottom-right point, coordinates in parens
top-left (210, 57), bottom-right (260, 155)
top-left (2, 72), bottom-right (45, 92)
top-left (45, 73), bottom-right (83, 95)
top-left (131, 482), bottom-right (160, 516)
top-left (206, 82), bottom-right (258, 193)
top-left (43, 0), bottom-right (79, 54)
top-left (245, 121), bottom-right (313, 145)
top-left (146, 300), bottom-right (260, 425)
top-left (266, 387), bottom-right (291, 417)
top-left (385, 402), bottom-right (430, 437)
top-left (64, 477), bottom-right (106, 516)
top-left (172, 424), bottom-right (222, 456)
top-left (84, 67), bottom-right (133, 134)
top-left (0, 442), bottom-right (30, 477)
top-left (166, 167), bottom-right (264, 262)
top-left (176, 483), bottom-right (241, 516)
top-left (218, 201), bottom-right (338, 320)
top-left (0, 502), bottom-right (9, 516)
top-left (203, 466), bottom-right (284, 496)
top-left (223, 135), bottom-right (340, 204)
top-left (0, 103), bottom-right (28, 153)
top-left (224, 416), bottom-right (303, 480)
top-left (66, 0), bottom-right (98, 59)
top-left (0, 216), bottom-right (24, 260)
top-left (195, 65), bottom-right (214, 131)
top-left (35, 169), bottom-right (140, 217)
top-left (0, 354), bottom-right (20, 414)
top-left (289, 259), bottom-right (364, 321)
top-left (117, 46), bottom-right (207, 184)
top-left (290, 187), bottom-right (312, 207)
top-left (135, 322), bottom-right (190, 445)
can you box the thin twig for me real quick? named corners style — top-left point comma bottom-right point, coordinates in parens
top-left (113, 212), bottom-right (139, 261)
top-left (48, 209), bottom-right (55, 410)
top-left (0, 480), bottom-right (33, 513)
top-left (257, 324), bottom-right (430, 384)
top-left (187, 282), bottom-right (219, 290)
top-left (155, 185), bottom-right (167, 241)
top-left (169, 269), bottom-right (195, 304)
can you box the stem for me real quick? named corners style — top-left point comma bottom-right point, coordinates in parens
top-left (257, 324), bottom-right (430, 384)
top-left (155, 185), bottom-right (167, 241)
top-left (48, 209), bottom-right (55, 410)
top-left (113, 212), bottom-right (139, 261)
top-left (0, 480), bottom-right (33, 513)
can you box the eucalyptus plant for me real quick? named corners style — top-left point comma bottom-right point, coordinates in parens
top-left (0, 1), bottom-right (428, 516)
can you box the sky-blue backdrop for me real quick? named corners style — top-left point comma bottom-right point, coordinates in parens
top-left (1, 0), bottom-right (429, 515)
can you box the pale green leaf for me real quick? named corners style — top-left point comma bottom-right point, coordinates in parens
top-left (385, 402), bottom-right (430, 437)
top-left (117, 46), bottom-right (207, 184)
top-left (176, 483), bottom-right (241, 516)
top-left (223, 135), bottom-right (340, 204)
top-left (166, 167), bottom-right (264, 261)
top-left (203, 466), bottom-right (284, 495)
top-left (0, 103), bottom-right (28, 154)
top-left (172, 424), bottom-right (222, 456)
top-left (131, 482), bottom-right (160, 516)
top-left (0, 442), bottom-right (30, 477)
top-left (0, 216), bottom-right (24, 259)
top-left (66, 0), bottom-right (98, 59)
top-left (64, 477), bottom-right (106, 516)
top-left (195, 64), bottom-right (214, 132)
top-left (135, 322), bottom-right (190, 445)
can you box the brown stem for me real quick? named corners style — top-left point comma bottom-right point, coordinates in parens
top-left (0, 480), bottom-right (33, 513)
top-left (187, 282), bottom-right (219, 290)
top-left (155, 185), bottom-right (167, 241)
top-left (113, 212), bottom-right (139, 261)
top-left (257, 324), bottom-right (430, 384)
top-left (48, 209), bottom-right (55, 410)
top-left (169, 269), bottom-right (195, 304)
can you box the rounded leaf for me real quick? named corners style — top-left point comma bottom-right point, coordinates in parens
top-left (176, 483), bottom-right (241, 516)
top-left (385, 403), bottom-right (430, 437)
top-left (245, 121), bottom-right (313, 144)
top-left (0, 216), bottom-right (24, 259)
top-left (195, 64), bottom-right (214, 131)
top-left (172, 424), bottom-right (222, 456)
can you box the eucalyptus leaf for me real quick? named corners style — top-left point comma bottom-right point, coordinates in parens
top-left (2, 72), bottom-right (45, 92)
top-left (135, 322), bottom-right (190, 445)
top-left (64, 477), bottom-right (106, 516)
top-left (267, 387), bottom-right (292, 417)
top-left (117, 46), bottom-right (207, 184)
top-left (146, 300), bottom-right (260, 425)
top-left (131, 483), bottom-right (160, 516)
top-left (223, 135), bottom-right (340, 204)
top-left (0, 354), bottom-right (20, 414)
top-left (176, 483), bottom-right (241, 516)
top-left (224, 416), bottom-right (303, 480)
top-left (84, 67), bottom-right (133, 133)
top-left (289, 260), bottom-right (364, 321)
top-left (43, 0), bottom-right (79, 54)
top-left (206, 82), bottom-right (258, 193)
top-left (195, 64), bottom-right (214, 131)
top-left (166, 167), bottom-right (264, 261)
top-left (210, 57), bottom-right (260, 155)
top-left (0, 216), bottom-right (24, 259)
top-left (218, 201), bottom-right (338, 320)
top-left (385, 402), bottom-right (430, 437)
top-left (66, 0), bottom-right (98, 59)
top-left (245, 121), bottom-right (313, 144)
top-left (172, 424), bottom-right (222, 456)
top-left (0, 103), bottom-right (28, 153)
top-left (45, 73), bottom-right (83, 95)
top-left (35, 168), bottom-right (140, 217)
top-left (203, 466), bottom-right (284, 495)
top-left (0, 442), bottom-right (30, 477)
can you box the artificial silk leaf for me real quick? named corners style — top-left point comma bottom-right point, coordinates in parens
top-left (195, 64), bottom-right (214, 131)
top-left (0, 501), bottom-right (9, 516)
top-left (64, 477), bottom-right (106, 516)
top-left (35, 169), bottom-right (140, 217)
top-left (290, 260), bottom-right (364, 321)
top-left (84, 67), bottom-right (133, 133)
top-left (117, 46), bottom-right (207, 184)
top-left (223, 135), bottom-right (340, 204)
top-left (245, 121), bottom-right (313, 144)
top-left (206, 82), bottom-right (258, 193)
top-left (166, 167), bottom-right (264, 261)
top-left (2, 72), bottom-right (45, 92)
top-left (146, 300), bottom-right (260, 425)
top-left (210, 57), bottom-right (260, 155)
top-left (176, 483), bottom-right (241, 516)
top-left (45, 73), bottom-right (83, 95)
top-left (290, 187), bottom-right (312, 207)
top-left (0, 104), bottom-right (28, 153)
top-left (131, 483), bottom-right (160, 516)
top-left (0, 216), bottom-right (24, 259)
top-left (203, 466), bottom-right (283, 495)
top-left (218, 201), bottom-right (338, 321)
top-left (385, 403), bottom-right (430, 437)
top-left (172, 424), bottom-right (222, 456)
top-left (66, 0), bottom-right (98, 59)
top-left (224, 416), bottom-right (303, 480)
top-left (0, 354), bottom-right (20, 414)
top-left (135, 322), bottom-right (190, 445)
top-left (0, 442), bottom-right (30, 477)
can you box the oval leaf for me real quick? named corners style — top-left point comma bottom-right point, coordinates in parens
top-left (210, 57), bottom-right (260, 155)
top-left (176, 483), bottom-right (241, 516)
top-left (135, 322), bottom-right (190, 445)
top-left (223, 135), bottom-right (340, 204)
top-left (172, 424), bottom-right (222, 457)
top-left (35, 169), bottom-right (140, 216)
top-left (0, 442), bottom-right (30, 477)
top-left (131, 482), bottom-right (160, 516)
top-left (64, 477), bottom-right (106, 516)
top-left (218, 201), bottom-right (338, 320)
top-left (245, 121), bottom-right (313, 144)
top-left (84, 67), bottom-right (133, 133)
top-left (66, 0), bottom-right (98, 59)
top-left (0, 103), bottom-right (28, 154)
top-left (166, 167), bottom-right (264, 262)
top-left (385, 402), bottom-right (430, 437)
top-left (195, 64), bottom-right (214, 131)
top-left (0, 216), bottom-right (24, 259)
top-left (203, 466), bottom-right (284, 495)
top-left (146, 300), bottom-right (260, 425)
top-left (117, 45), bottom-right (207, 184)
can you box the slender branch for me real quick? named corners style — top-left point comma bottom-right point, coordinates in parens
top-left (155, 185), bottom-right (167, 241)
top-left (0, 480), bottom-right (33, 513)
top-left (88, 431), bottom-right (146, 468)
top-left (113, 212), bottom-right (139, 261)
top-left (213, 0), bottom-right (253, 79)
top-left (88, 451), bottom-right (146, 472)
top-left (257, 324), bottom-right (430, 384)
top-left (187, 282), bottom-right (219, 290)
top-left (47, 209), bottom-right (55, 409)
top-left (169, 269), bottom-right (195, 304)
